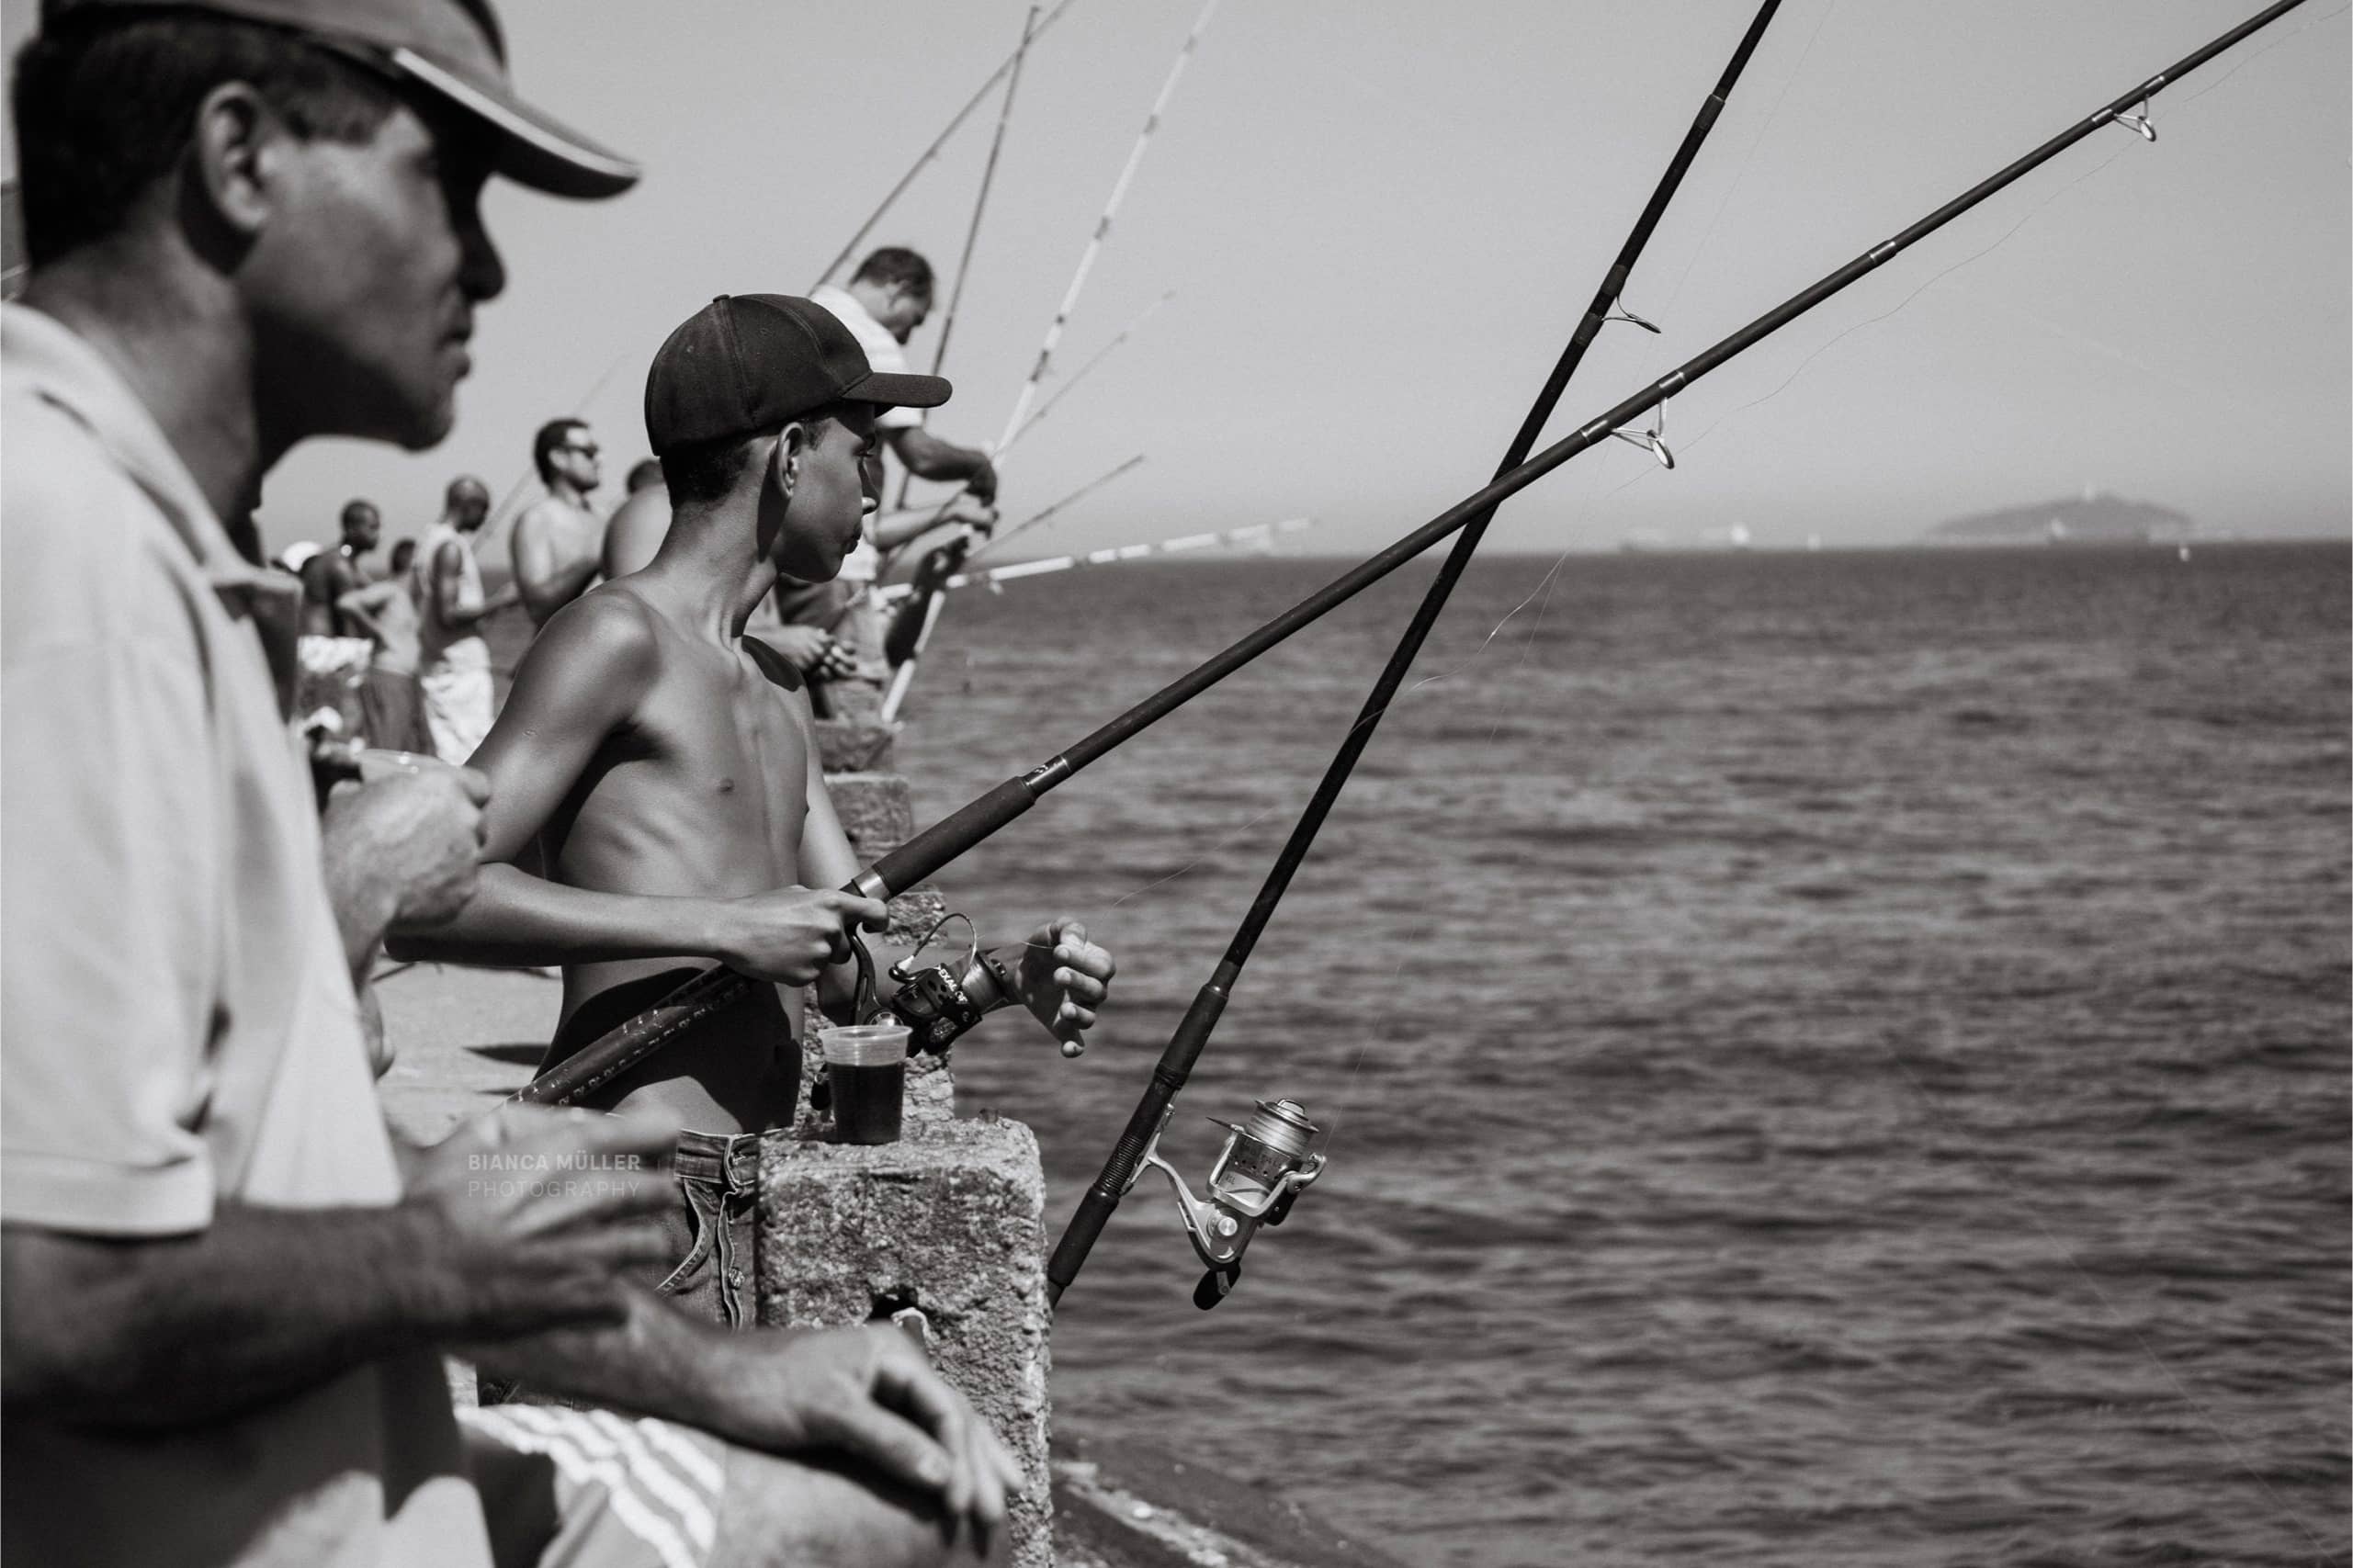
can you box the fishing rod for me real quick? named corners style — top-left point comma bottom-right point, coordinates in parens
top-left (926, 6), bottom-right (1039, 397)
top-left (876, 289), bottom-right (1175, 615)
top-left (893, 6), bottom-right (1044, 513)
top-left (1045, 0), bottom-right (1784, 1310)
top-left (811, 0), bottom-right (1082, 290)
top-left (515, 0), bottom-right (2309, 1113)
top-left (883, 0), bottom-right (1223, 723)
top-left (879, 454), bottom-right (1146, 668)
top-left (478, 15), bottom-right (1083, 580)
top-left (873, 516), bottom-right (1316, 608)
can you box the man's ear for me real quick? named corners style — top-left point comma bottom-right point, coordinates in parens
top-left (187, 82), bottom-right (287, 243)
top-left (770, 423), bottom-right (809, 504)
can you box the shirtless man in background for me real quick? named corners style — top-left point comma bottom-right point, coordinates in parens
top-left (300, 497), bottom-right (382, 635)
top-left (399, 294), bottom-right (1115, 1326)
top-left (511, 415), bottom-right (605, 625)
top-left (415, 473), bottom-right (517, 761)
top-left (336, 537), bottom-right (432, 753)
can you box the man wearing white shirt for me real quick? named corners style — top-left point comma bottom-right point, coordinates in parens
top-left (801, 250), bottom-right (998, 704)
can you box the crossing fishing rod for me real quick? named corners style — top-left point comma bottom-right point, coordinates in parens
top-left (883, 0), bottom-right (1224, 724)
top-left (812, 0), bottom-right (1081, 290)
top-left (1046, 0), bottom-right (1786, 1310)
top-left (515, 0), bottom-right (2311, 1112)
top-left (894, 5), bottom-right (1044, 513)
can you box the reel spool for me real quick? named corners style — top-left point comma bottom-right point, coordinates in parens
top-left (1130, 1097), bottom-right (1327, 1310)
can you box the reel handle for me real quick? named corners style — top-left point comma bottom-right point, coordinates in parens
top-left (1193, 1261), bottom-right (1241, 1310)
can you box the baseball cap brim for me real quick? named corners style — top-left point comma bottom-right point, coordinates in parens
top-left (843, 369), bottom-right (951, 412)
top-left (387, 45), bottom-right (639, 199)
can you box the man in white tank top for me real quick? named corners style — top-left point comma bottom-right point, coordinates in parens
top-left (413, 474), bottom-right (516, 762)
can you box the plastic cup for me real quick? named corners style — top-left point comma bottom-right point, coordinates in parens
top-left (820, 1023), bottom-right (911, 1145)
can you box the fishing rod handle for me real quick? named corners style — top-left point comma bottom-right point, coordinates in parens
top-left (511, 964), bottom-right (752, 1106)
top-left (857, 769), bottom-right (1059, 899)
top-left (1046, 976), bottom-right (1230, 1303)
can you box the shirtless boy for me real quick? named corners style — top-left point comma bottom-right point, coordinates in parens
top-left (402, 294), bottom-right (1115, 1326)
top-left (512, 415), bottom-right (605, 625)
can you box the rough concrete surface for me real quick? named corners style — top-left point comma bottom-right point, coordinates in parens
top-left (813, 716), bottom-right (897, 774)
top-left (759, 1116), bottom-right (1056, 1568)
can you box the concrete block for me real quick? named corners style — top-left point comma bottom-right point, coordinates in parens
top-left (814, 717), bottom-right (895, 773)
top-left (759, 1117), bottom-right (1053, 1568)
top-left (820, 679), bottom-right (887, 726)
top-left (827, 772), bottom-right (914, 859)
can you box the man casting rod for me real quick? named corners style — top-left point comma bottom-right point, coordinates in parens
top-left (515, 0), bottom-right (2311, 1111)
top-left (1046, 0), bottom-right (1784, 1307)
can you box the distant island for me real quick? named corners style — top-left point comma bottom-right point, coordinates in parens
top-left (1929, 490), bottom-right (2193, 545)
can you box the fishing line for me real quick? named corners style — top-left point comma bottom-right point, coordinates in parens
top-left (1653, 0), bottom-right (1842, 323)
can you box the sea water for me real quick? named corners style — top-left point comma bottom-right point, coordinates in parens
top-left (897, 541), bottom-right (2349, 1568)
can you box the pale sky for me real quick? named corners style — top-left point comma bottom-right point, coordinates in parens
top-left (6, 0), bottom-right (2347, 559)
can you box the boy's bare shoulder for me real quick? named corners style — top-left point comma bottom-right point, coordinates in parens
top-left (519, 581), bottom-right (666, 688)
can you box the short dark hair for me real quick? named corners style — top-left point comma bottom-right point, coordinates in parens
top-left (661, 430), bottom-right (770, 508)
top-left (340, 498), bottom-right (379, 533)
top-left (389, 537), bottom-right (417, 574)
top-left (11, 14), bottom-right (399, 266)
top-left (852, 247), bottom-right (933, 299)
top-left (533, 417), bottom-right (588, 482)
top-left (662, 411), bottom-right (854, 507)
top-left (624, 457), bottom-right (664, 493)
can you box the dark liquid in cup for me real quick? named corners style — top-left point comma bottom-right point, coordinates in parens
top-left (829, 1060), bottom-right (905, 1145)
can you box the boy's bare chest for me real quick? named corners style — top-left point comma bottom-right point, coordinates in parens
top-left (630, 649), bottom-right (810, 861)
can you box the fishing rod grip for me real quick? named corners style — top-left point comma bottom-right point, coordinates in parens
top-left (1046, 977), bottom-right (1229, 1304)
top-left (510, 964), bottom-right (751, 1106)
top-left (856, 772), bottom-right (1052, 898)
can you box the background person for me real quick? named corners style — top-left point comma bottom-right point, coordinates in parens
top-left (511, 414), bottom-right (605, 626)
top-left (415, 472), bottom-right (516, 762)
top-left (337, 534), bottom-right (433, 752)
top-left (299, 495), bottom-right (382, 636)
top-left (806, 247), bottom-right (1001, 687)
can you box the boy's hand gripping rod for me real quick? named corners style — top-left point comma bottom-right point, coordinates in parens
top-left (515, 0), bottom-right (2309, 1111)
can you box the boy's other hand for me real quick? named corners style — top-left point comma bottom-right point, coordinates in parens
top-left (764, 625), bottom-right (836, 674)
top-left (715, 886), bottom-right (889, 984)
top-left (1015, 918), bottom-right (1115, 1056)
top-left (401, 1107), bottom-right (675, 1338)
top-left (939, 494), bottom-right (999, 536)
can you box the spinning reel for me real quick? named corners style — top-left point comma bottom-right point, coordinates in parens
top-left (1128, 1097), bottom-right (1327, 1309)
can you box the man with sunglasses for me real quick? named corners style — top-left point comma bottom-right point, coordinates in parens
top-left (514, 414), bottom-right (608, 626)
top-left (2, 1), bottom-right (1020, 1562)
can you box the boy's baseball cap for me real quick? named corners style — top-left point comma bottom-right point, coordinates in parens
top-left (40, 0), bottom-right (639, 199)
top-left (644, 294), bottom-right (952, 456)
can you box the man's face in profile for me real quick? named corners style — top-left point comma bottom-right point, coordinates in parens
top-left (245, 96), bottom-right (505, 451)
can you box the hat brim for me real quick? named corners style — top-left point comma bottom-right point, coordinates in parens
top-left (389, 46), bottom-right (640, 200)
top-left (843, 369), bottom-right (952, 411)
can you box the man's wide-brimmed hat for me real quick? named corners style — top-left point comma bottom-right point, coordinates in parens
top-left (645, 294), bottom-right (951, 456)
top-left (42, 0), bottom-right (639, 198)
